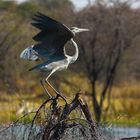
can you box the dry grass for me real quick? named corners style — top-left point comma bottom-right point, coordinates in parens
top-left (0, 75), bottom-right (140, 126)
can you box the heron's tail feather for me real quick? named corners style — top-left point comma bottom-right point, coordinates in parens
top-left (28, 63), bottom-right (46, 71)
top-left (29, 61), bottom-right (50, 71)
top-left (20, 45), bottom-right (39, 61)
top-left (28, 65), bottom-right (39, 71)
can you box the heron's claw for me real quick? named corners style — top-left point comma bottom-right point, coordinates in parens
top-left (56, 93), bottom-right (67, 103)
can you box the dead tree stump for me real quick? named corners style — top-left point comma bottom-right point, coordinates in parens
top-left (28, 93), bottom-right (99, 140)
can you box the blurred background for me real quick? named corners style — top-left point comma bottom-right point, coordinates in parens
top-left (0, 0), bottom-right (140, 136)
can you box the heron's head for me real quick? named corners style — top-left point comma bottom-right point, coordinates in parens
top-left (71, 27), bottom-right (89, 34)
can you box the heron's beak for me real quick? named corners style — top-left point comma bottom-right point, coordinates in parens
top-left (78, 28), bottom-right (89, 33)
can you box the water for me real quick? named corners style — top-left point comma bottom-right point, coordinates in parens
top-left (111, 126), bottom-right (140, 138)
top-left (0, 124), bottom-right (140, 140)
top-left (0, 124), bottom-right (42, 140)
top-left (103, 125), bottom-right (140, 139)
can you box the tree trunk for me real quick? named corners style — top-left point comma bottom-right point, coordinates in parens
top-left (91, 83), bottom-right (102, 122)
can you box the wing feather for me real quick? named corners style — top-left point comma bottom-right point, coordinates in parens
top-left (31, 12), bottom-right (74, 62)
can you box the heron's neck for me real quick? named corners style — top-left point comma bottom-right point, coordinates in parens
top-left (70, 39), bottom-right (79, 64)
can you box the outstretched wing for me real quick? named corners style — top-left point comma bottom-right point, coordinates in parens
top-left (32, 12), bottom-right (74, 61)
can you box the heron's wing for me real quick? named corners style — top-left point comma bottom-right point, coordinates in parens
top-left (32, 12), bottom-right (72, 35)
top-left (31, 12), bottom-right (74, 60)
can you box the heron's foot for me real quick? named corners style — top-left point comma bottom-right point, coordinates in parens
top-left (44, 80), bottom-right (67, 103)
top-left (56, 92), bottom-right (67, 103)
top-left (45, 91), bottom-right (53, 99)
top-left (47, 94), bottom-right (53, 100)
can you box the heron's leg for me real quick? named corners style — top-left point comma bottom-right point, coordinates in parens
top-left (40, 79), bottom-right (52, 99)
top-left (46, 81), bottom-right (66, 101)
top-left (45, 69), bottom-right (66, 102)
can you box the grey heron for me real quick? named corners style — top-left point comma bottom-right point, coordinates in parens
top-left (20, 12), bottom-right (89, 100)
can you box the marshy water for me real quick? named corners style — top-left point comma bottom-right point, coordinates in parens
top-left (111, 126), bottom-right (140, 138)
top-left (0, 124), bottom-right (140, 140)
top-left (102, 125), bottom-right (140, 139)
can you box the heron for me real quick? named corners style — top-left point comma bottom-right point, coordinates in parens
top-left (20, 12), bottom-right (89, 101)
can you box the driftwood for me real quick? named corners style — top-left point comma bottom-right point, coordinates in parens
top-left (28, 93), bottom-right (99, 140)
